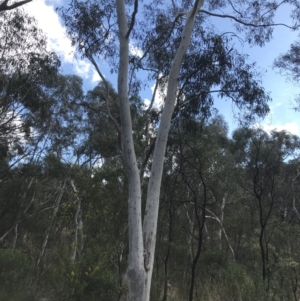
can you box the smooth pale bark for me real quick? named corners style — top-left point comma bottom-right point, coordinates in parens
top-left (142, 1), bottom-right (205, 299)
top-left (116, 0), bottom-right (144, 300)
top-left (292, 171), bottom-right (300, 220)
top-left (185, 203), bottom-right (195, 281)
top-left (205, 208), bottom-right (235, 263)
top-left (70, 180), bottom-right (84, 260)
top-left (33, 180), bottom-right (66, 294)
top-left (115, 0), bottom-right (205, 299)
top-left (12, 223), bottom-right (18, 250)
top-left (219, 194), bottom-right (227, 250)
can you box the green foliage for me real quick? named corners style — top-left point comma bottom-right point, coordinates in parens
top-left (0, 250), bottom-right (32, 301)
top-left (1, 1), bottom-right (300, 300)
top-left (192, 264), bottom-right (261, 301)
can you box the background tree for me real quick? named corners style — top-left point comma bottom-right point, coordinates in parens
top-left (0, 8), bottom-right (60, 168)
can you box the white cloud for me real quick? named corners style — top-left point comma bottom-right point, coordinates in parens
top-left (91, 69), bottom-right (101, 83)
top-left (46, 0), bottom-right (63, 4)
top-left (73, 59), bottom-right (92, 78)
top-left (24, 0), bottom-right (103, 81)
top-left (143, 83), bottom-right (164, 109)
top-left (144, 75), bottom-right (186, 110)
top-left (144, 75), bottom-right (167, 109)
top-left (254, 122), bottom-right (299, 135)
top-left (144, 83), bottom-right (167, 108)
top-left (263, 122), bottom-right (299, 135)
top-left (24, 0), bottom-right (74, 62)
top-left (144, 98), bottom-right (151, 108)
top-left (151, 82), bottom-right (165, 108)
top-left (129, 42), bottom-right (143, 58)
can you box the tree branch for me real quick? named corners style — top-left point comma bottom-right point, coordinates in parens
top-left (199, 9), bottom-right (298, 30)
top-left (139, 74), bottom-right (160, 184)
top-left (0, 0), bottom-right (32, 11)
top-left (128, 13), bottom-right (182, 94)
top-left (191, 0), bottom-right (204, 17)
top-left (126, 0), bottom-right (138, 39)
top-left (139, 137), bottom-right (156, 184)
top-left (205, 208), bottom-right (236, 263)
top-left (227, 0), bottom-right (243, 18)
top-left (87, 52), bottom-right (121, 137)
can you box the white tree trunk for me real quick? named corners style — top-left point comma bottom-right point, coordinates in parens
top-left (206, 208), bottom-right (235, 262)
top-left (36, 181), bottom-right (65, 268)
top-left (116, 0), bottom-right (145, 299)
top-left (219, 193), bottom-right (227, 250)
top-left (32, 180), bottom-right (66, 295)
top-left (115, 0), bottom-right (205, 300)
top-left (142, 1), bottom-right (205, 299)
top-left (70, 180), bottom-right (84, 260)
top-left (292, 171), bottom-right (300, 220)
top-left (12, 223), bottom-right (18, 250)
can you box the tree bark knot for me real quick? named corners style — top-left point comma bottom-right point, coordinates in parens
top-left (143, 249), bottom-right (150, 271)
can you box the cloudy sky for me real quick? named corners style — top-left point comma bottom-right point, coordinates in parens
top-left (23, 0), bottom-right (300, 136)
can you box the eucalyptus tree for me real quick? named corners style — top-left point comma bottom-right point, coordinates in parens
top-left (231, 127), bottom-right (300, 291)
top-left (60, 1), bottom-right (300, 300)
top-left (0, 8), bottom-right (60, 166)
top-left (168, 115), bottom-right (239, 300)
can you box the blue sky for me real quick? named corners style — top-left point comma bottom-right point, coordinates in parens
top-left (24, 0), bottom-right (300, 137)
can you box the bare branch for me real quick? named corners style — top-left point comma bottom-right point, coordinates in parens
top-left (70, 179), bottom-right (84, 260)
top-left (205, 208), bottom-right (235, 263)
top-left (171, 0), bottom-right (177, 16)
top-left (199, 9), bottom-right (298, 30)
top-left (146, 74), bottom-right (160, 114)
top-left (139, 137), bottom-right (156, 184)
top-left (139, 74), bottom-right (161, 183)
top-left (260, 0), bottom-right (290, 20)
top-left (0, 0), bottom-right (32, 11)
top-left (227, 0), bottom-right (243, 18)
top-left (87, 52), bottom-right (121, 137)
top-left (126, 0), bottom-right (138, 39)
top-left (128, 13), bottom-right (183, 93)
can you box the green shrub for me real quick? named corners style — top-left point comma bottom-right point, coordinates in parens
top-left (0, 249), bottom-right (32, 301)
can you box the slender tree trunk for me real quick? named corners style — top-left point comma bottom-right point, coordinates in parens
top-left (188, 189), bottom-right (207, 301)
top-left (205, 209), bottom-right (235, 262)
top-left (142, 2), bottom-right (205, 300)
top-left (292, 171), bottom-right (300, 220)
top-left (259, 225), bottom-right (266, 281)
top-left (32, 180), bottom-right (66, 295)
top-left (115, 0), bottom-right (205, 299)
top-left (116, 1), bottom-right (144, 299)
top-left (219, 194), bottom-right (227, 250)
top-left (12, 223), bottom-right (18, 250)
top-left (162, 186), bottom-right (175, 301)
top-left (70, 180), bottom-right (84, 260)
top-left (183, 203), bottom-right (195, 282)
